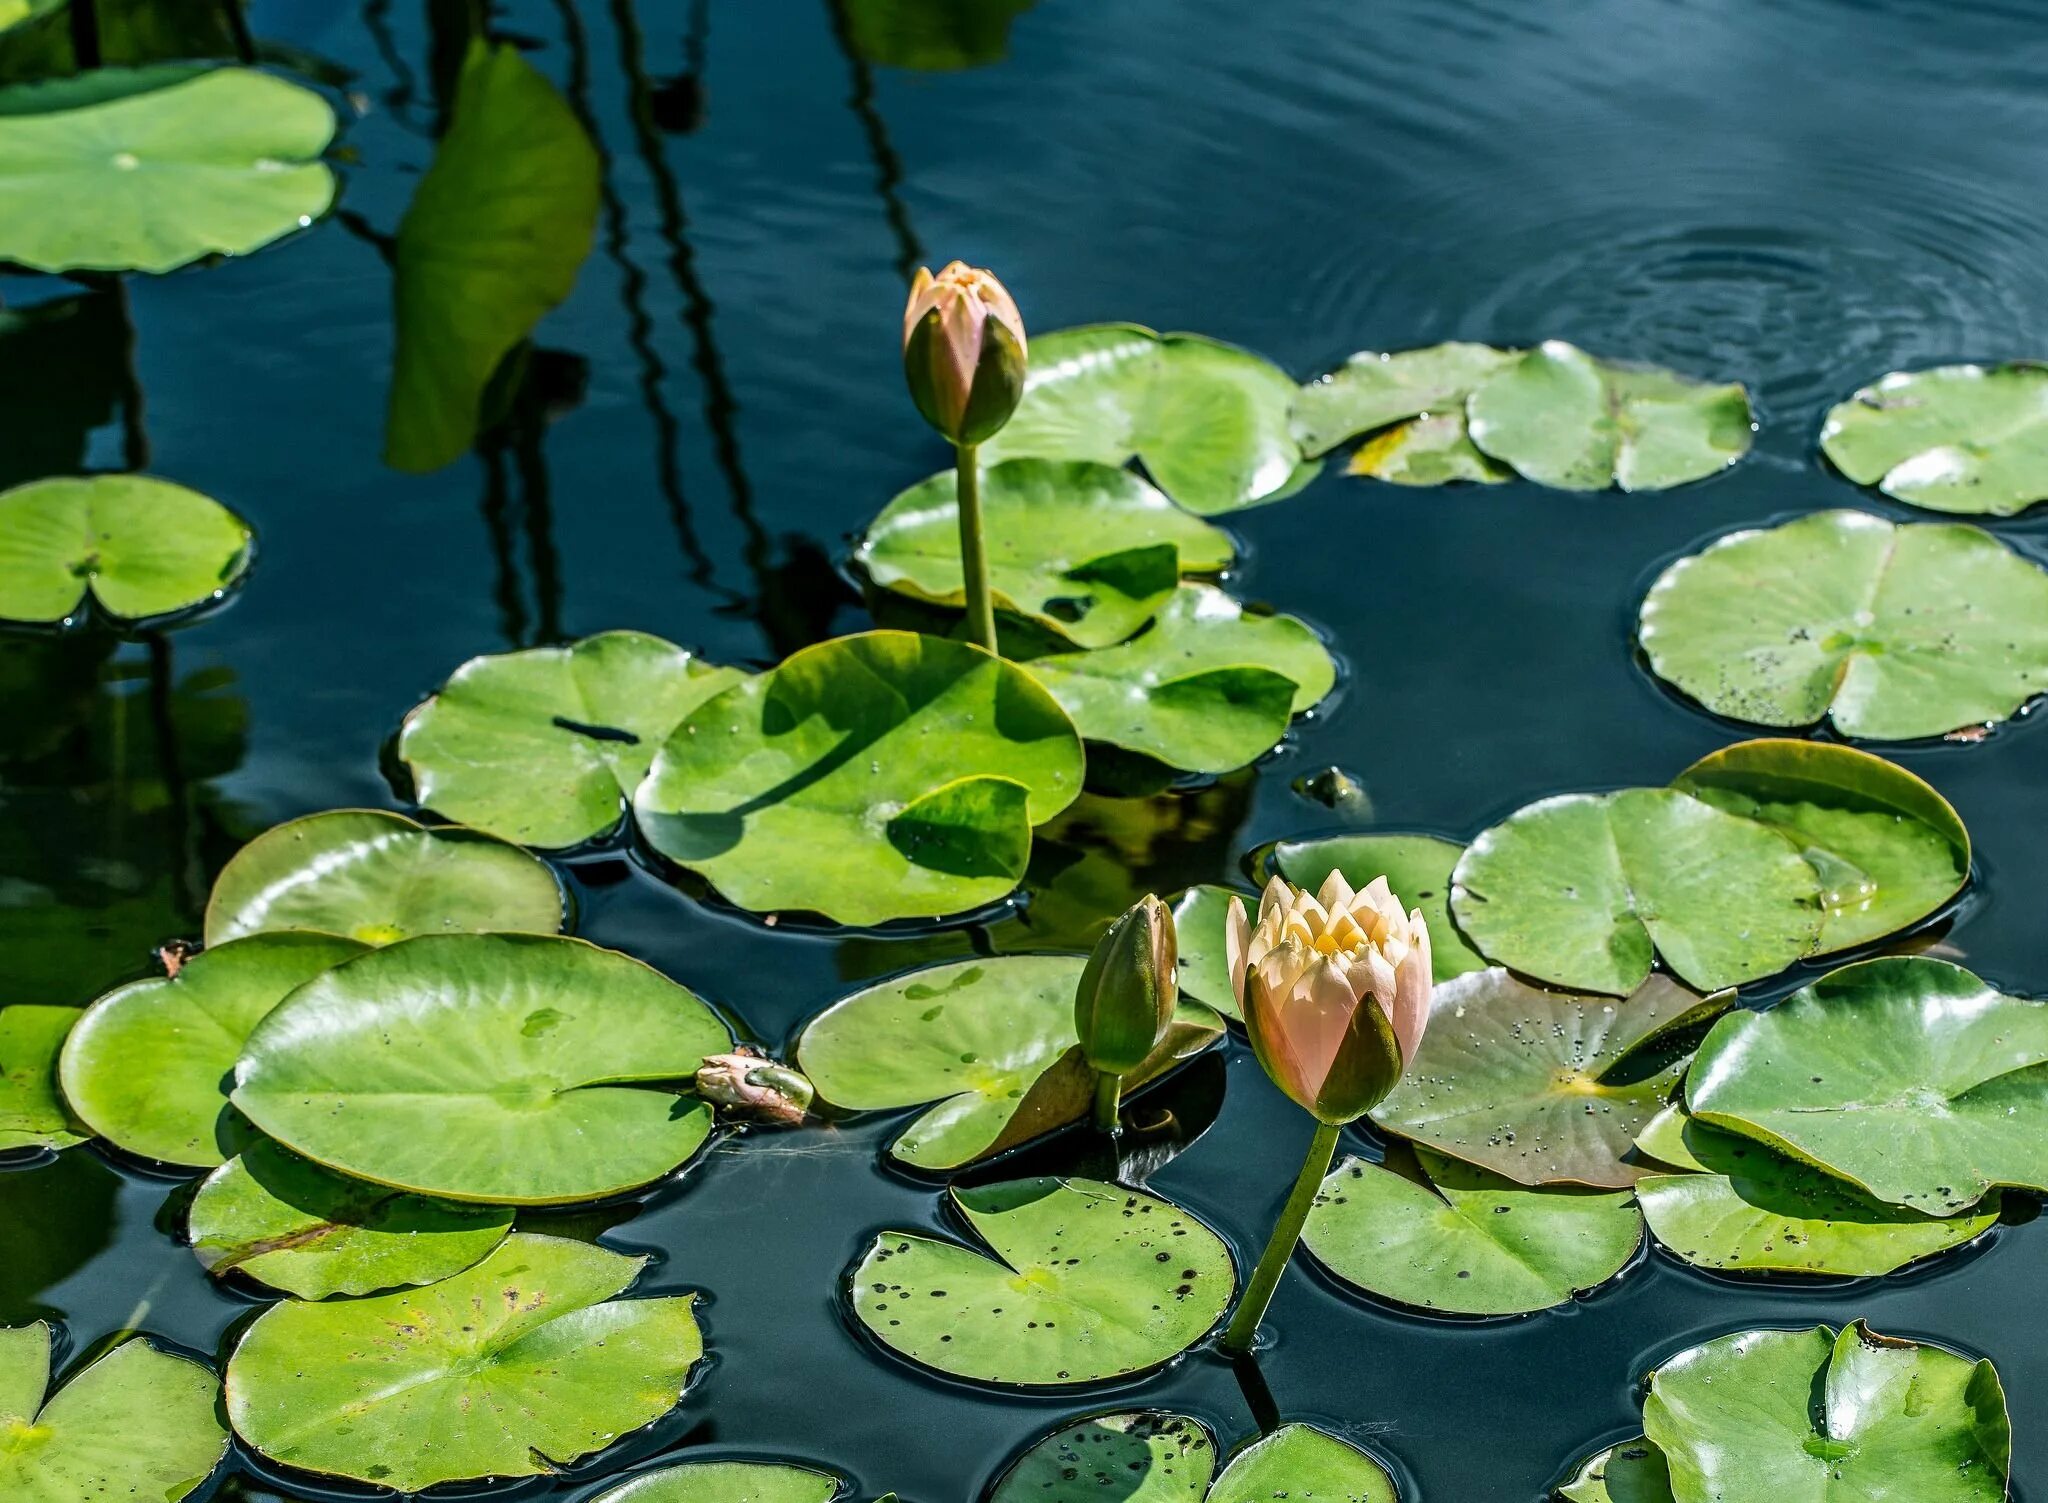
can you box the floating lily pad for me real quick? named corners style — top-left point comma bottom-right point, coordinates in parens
top-left (1210, 1424), bottom-right (1398, 1503)
top-left (636, 630), bottom-right (1083, 924)
top-left (1304, 1148), bottom-right (1642, 1315)
top-left (1686, 957), bottom-right (2048, 1215)
top-left (233, 933), bottom-right (728, 1205)
top-left (58, 933), bottom-right (365, 1167)
top-left (1169, 885), bottom-right (1245, 1017)
top-left (991, 1411), bottom-right (1216, 1503)
top-left (0, 1005), bottom-right (82, 1152)
top-left (225, 1234), bottom-right (702, 1491)
top-left (1642, 1323), bottom-right (2009, 1503)
top-left (0, 475), bottom-right (251, 625)
top-left (1555, 1440), bottom-right (1674, 1503)
top-left (0, 1323), bottom-right (229, 1502)
top-left (848, 1177), bottom-right (1233, 1385)
top-left (856, 459), bottom-right (1234, 649)
top-left (204, 808), bottom-right (567, 947)
top-left (1465, 342), bottom-right (1752, 492)
top-left (983, 324), bottom-right (1318, 515)
top-left (0, 66), bottom-right (334, 274)
top-left (798, 956), bottom-right (1223, 1170)
top-left (1267, 832), bottom-right (1488, 979)
top-left (1294, 342), bottom-right (1516, 485)
top-left (188, 1138), bottom-right (513, 1299)
top-left (1349, 410), bottom-right (1514, 486)
top-left (399, 630), bottom-right (745, 850)
top-left (1374, 968), bottom-right (1726, 1187)
top-left (1451, 788), bottom-right (1821, 995)
top-left (1025, 585), bottom-right (1335, 774)
top-left (590, 1461), bottom-right (844, 1503)
top-left (1820, 362), bottom-right (2048, 516)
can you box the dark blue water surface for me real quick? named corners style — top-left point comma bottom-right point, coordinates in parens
top-left (7, 1), bottom-right (2048, 1499)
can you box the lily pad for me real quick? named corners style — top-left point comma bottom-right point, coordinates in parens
top-left (1642, 1323), bottom-right (2009, 1502)
top-left (1293, 342), bottom-right (1519, 457)
top-left (0, 66), bottom-right (334, 274)
top-left (1303, 1148), bottom-right (1642, 1315)
top-left (848, 1177), bottom-right (1234, 1385)
top-left (1267, 832), bottom-right (1488, 979)
top-left (225, 1233), bottom-right (702, 1491)
top-left (842, 0), bottom-right (1037, 70)
top-left (399, 630), bottom-right (745, 850)
top-left (187, 1138), bottom-right (513, 1299)
top-left (636, 630), bottom-right (1084, 924)
top-left (1348, 410), bottom-right (1514, 486)
top-left (991, 1411), bottom-right (1216, 1503)
top-left (204, 808), bottom-right (567, 946)
top-left (1555, 1440), bottom-right (1674, 1503)
top-left (0, 475), bottom-right (251, 625)
top-left (797, 956), bottom-right (1224, 1170)
top-left (0, 1323), bottom-right (229, 1502)
top-left (983, 324), bottom-right (1319, 515)
top-left (1024, 585), bottom-right (1336, 774)
top-left (1465, 342), bottom-right (1753, 492)
top-left (1169, 884), bottom-right (1246, 1017)
top-left (590, 1461), bottom-right (844, 1503)
top-left (0, 1005), bottom-right (82, 1152)
top-left (1374, 968), bottom-right (1727, 1187)
top-left (1686, 956), bottom-right (2048, 1215)
top-left (1639, 509), bottom-right (2048, 740)
top-left (58, 933), bottom-right (366, 1167)
top-left (1820, 362), bottom-right (2048, 515)
top-left (1210, 1424), bottom-right (1398, 1503)
top-left (856, 458), bottom-right (1234, 648)
top-left (233, 933), bottom-right (729, 1205)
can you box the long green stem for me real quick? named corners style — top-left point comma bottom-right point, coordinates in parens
top-left (1092, 1070), bottom-right (1122, 1131)
top-left (1221, 1118), bottom-right (1341, 1355)
top-left (954, 441), bottom-right (997, 654)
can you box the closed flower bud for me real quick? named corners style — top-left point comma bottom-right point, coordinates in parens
top-left (902, 261), bottom-right (1028, 446)
top-left (1074, 894), bottom-right (1179, 1075)
top-left (696, 1049), bottom-right (814, 1125)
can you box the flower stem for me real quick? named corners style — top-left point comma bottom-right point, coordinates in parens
top-left (954, 440), bottom-right (997, 654)
top-left (1220, 1117), bottom-right (1341, 1355)
top-left (1092, 1070), bottom-right (1122, 1131)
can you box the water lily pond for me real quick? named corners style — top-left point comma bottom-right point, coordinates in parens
top-left (5, 1), bottom-right (2048, 1501)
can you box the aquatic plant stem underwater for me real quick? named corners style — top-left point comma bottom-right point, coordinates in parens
top-left (954, 440), bottom-right (997, 652)
top-left (1223, 1117), bottom-right (1341, 1354)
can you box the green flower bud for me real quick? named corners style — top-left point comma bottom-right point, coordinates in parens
top-left (1074, 894), bottom-right (1179, 1075)
top-left (902, 261), bottom-right (1028, 446)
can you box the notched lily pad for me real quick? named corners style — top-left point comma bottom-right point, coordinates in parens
top-left (1554, 1439), bottom-right (1674, 1503)
top-left (1821, 362), bottom-right (2048, 516)
top-left (1266, 831), bottom-right (1487, 979)
top-left (1209, 1423), bottom-right (1398, 1503)
top-left (1, 1005), bottom-right (84, 1152)
top-left (990, 1410), bottom-right (1216, 1502)
top-left (589, 1460), bottom-right (845, 1503)
top-left (0, 475), bottom-right (251, 625)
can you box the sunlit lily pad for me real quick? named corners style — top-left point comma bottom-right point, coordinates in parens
top-left (204, 808), bottom-right (566, 947)
top-left (1169, 885), bottom-right (1245, 1017)
top-left (798, 956), bottom-right (1223, 1170)
top-left (1210, 1424), bottom-right (1398, 1503)
top-left (225, 1233), bottom-right (702, 1491)
top-left (0, 1323), bottom-right (229, 1502)
top-left (1465, 341), bottom-right (1752, 492)
top-left (1374, 968), bottom-right (1726, 1187)
top-left (0, 1005), bottom-right (82, 1152)
top-left (233, 933), bottom-right (728, 1205)
top-left (1642, 1323), bottom-right (2009, 1502)
top-left (848, 1177), bottom-right (1234, 1384)
top-left (1293, 342), bottom-right (1517, 486)
top-left (1820, 362), bottom-right (2048, 515)
top-left (58, 933), bottom-right (365, 1167)
top-left (984, 324), bottom-right (1318, 515)
top-left (1686, 957), bottom-right (2048, 1215)
top-left (0, 66), bottom-right (334, 274)
top-left (399, 630), bottom-right (745, 850)
top-left (1555, 1440), bottom-right (1674, 1503)
top-left (0, 475), bottom-right (251, 625)
top-left (636, 630), bottom-right (1083, 924)
top-left (991, 1411), bottom-right (1216, 1503)
top-left (1267, 832), bottom-right (1487, 979)
top-left (1640, 510), bottom-right (2048, 739)
top-left (590, 1461), bottom-right (844, 1503)
top-left (1349, 411), bottom-right (1514, 486)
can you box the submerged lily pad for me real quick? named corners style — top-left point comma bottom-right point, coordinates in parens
top-left (1686, 957), bottom-right (2048, 1215)
top-left (1374, 968), bottom-right (1726, 1187)
top-left (1210, 1424), bottom-right (1398, 1503)
top-left (0, 1005), bottom-right (82, 1152)
top-left (226, 1234), bottom-right (702, 1491)
top-left (399, 630), bottom-right (745, 850)
top-left (1820, 362), bottom-right (2048, 515)
top-left (0, 475), bottom-right (251, 625)
top-left (1465, 342), bottom-right (1753, 492)
top-left (204, 808), bottom-right (567, 947)
top-left (848, 1177), bottom-right (1234, 1385)
top-left (842, 0), bottom-right (1037, 70)
top-left (590, 1461), bottom-right (844, 1503)
top-left (1267, 832), bottom-right (1488, 979)
top-left (1555, 1440), bottom-right (1674, 1503)
top-left (1639, 509), bottom-right (2048, 740)
top-left (1294, 342), bottom-right (1517, 486)
top-left (991, 1411), bottom-right (1216, 1503)
top-left (636, 630), bottom-right (1083, 924)
top-left (233, 933), bottom-right (728, 1205)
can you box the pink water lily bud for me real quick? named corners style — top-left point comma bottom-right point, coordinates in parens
top-left (1224, 871), bottom-right (1432, 1124)
top-left (902, 261), bottom-right (1028, 445)
top-left (696, 1049), bottom-right (814, 1125)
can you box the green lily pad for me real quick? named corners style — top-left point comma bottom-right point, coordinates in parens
top-left (58, 933), bottom-right (366, 1167)
top-left (1210, 1424), bottom-right (1398, 1503)
top-left (856, 458), bottom-right (1234, 648)
top-left (1465, 342), bottom-right (1753, 492)
top-left (1642, 1323), bottom-right (2009, 1502)
top-left (1303, 1147), bottom-right (1642, 1315)
top-left (590, 1461), bottom-right (844, 1503)
top-left (1555, 1440), bottom-right (1674, 1503)
top-left (636, 630), bottom-right (1084, 924)
top-left (991, 1411), bottom-right (1216, 1503)
top-left (1348, 410), bottom-right (1514, 486)
top-left (0, 1323), bottom-right (228, 1502)
top-left (1639, 509), bottom-right (2048, 740)
top-left (1686, 956), bottom-right (2048, 1215)
top-left (225, 1233), bottom-right (702, 1491)
top-left (399, 630), bottom-right (745, 850)
top-left (1266, 832), bottom-right (1488, 979)
top-left (1820, 362), bottom-right (2048, 516)
top-left (233, 933), bottom-right (729, 1205)
top-left (0, 1005), bottom-right (82, 1152)
top-left (1024, 585), bottom-right (1335, 774)
top-left (1169, 884), bottom-right (1246, 1017)
top-left (848, 1177), bottom-right (1234, 1385)
top-left (842, 0), bottom-right (1037, 70)
top-left (1374, 968), bottom-right (1727, 1187)
top-left (983, 324), bottom-right (1319, 515)
top-left (386, 41), bottom-right (599, 472)
top-left (187, 1138), bottom-right (512, 1299)
top-left (0, 475), bottom-right (251, 625)
top-left (1451, 788), bottom-right (1822, 995)
top-left (204, 808), bottom-right (567, 947)
top-left (0, 66), bottom-right (334, 274)
top-left (1292, 342), bottom-right (1519, 458)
